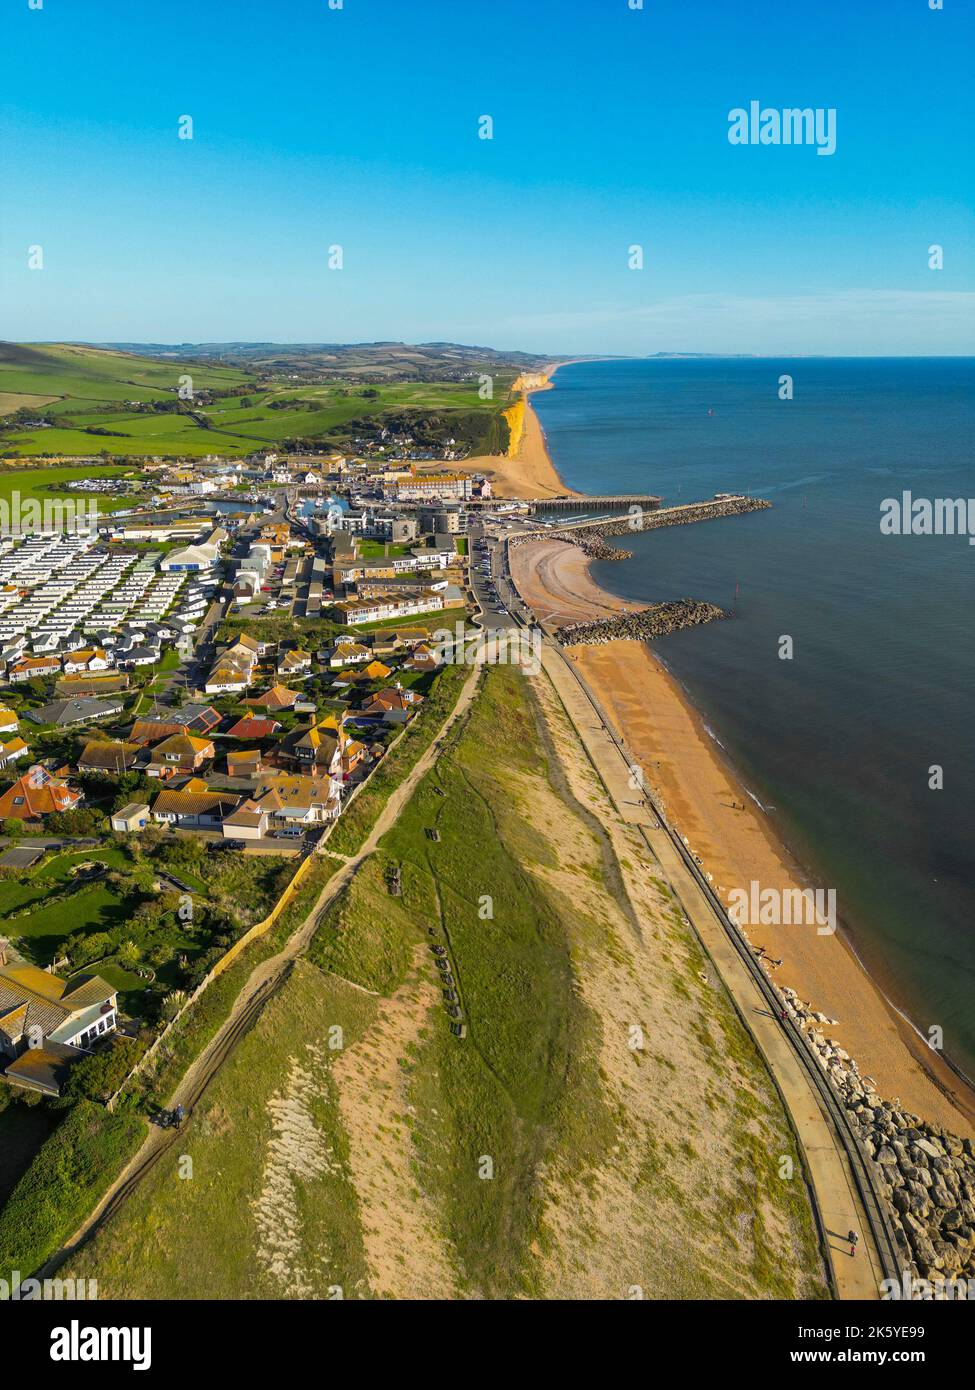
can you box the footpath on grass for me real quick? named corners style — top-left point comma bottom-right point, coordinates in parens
top-left (32, 655), bottom-right (484, 1281)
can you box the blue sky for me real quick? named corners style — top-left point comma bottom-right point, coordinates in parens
top-left (2, 0), bottom-right (972, 354)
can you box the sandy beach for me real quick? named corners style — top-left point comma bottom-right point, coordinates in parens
top-left (511, 537), bottom-right (975, 1139)
top-left (441, 366), bottom-right (580, 500)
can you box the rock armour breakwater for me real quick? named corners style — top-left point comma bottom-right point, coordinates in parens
top-left (687, 892), bottom-right (975, 1292)
top-left (508, 528), bottom-right (629, 561)
top-left (773, 981), bottom-right (975, 1288)
top-left (555, 599), bottom-right (729, 646)
top-left (509, 495), bottom-right (772, 563)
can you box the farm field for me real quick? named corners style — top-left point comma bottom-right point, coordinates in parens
top-left (0, 343), bottom-right (516, 459)
top-left (0, 342), bottom-right (248, 409)
top-left (0, 463), bottom-right (140, 510)
top-left (67, 665), bottom-right (828, 1300)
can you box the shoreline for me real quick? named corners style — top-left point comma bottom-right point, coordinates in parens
top-left (511, 537), bottom-right (975, 1139)
top-left (441, 361), bottom-right (581, 501)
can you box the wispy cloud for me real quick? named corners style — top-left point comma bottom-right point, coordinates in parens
top-left (502, 291), bottom-right (975, 356)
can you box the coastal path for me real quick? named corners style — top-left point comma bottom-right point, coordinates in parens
top-left (529, 630), bottom-right (898, 1299)
top-left (37, 654), bottom-right (485, 1282)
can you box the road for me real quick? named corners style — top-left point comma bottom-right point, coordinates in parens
top-left (38, 650), bottom-right (485, 1280)
top-left (466, 518), bottom-right (532, 632)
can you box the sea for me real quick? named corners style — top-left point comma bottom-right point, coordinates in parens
top-left (533, 357), bottom-right (975, 1084)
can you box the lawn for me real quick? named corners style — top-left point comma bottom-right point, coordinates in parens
top-left (0, 847), bottom-right (131, 917)
top-left (10, 884), bottom-right (131, 957)
top-left (355, 539), bottom-right (414, 559)
top-left (94, 962), bottom-right (149, 1006)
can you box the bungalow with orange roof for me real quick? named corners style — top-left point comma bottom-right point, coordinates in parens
top-left (129, 706), bottom-right (221, 745)
top-left (243, 683), bottom-right (299, 712)
top-left (7, 655), bottom-right (62, 683)
top-left (226, 632), bottom-right (272, 659)
top-left (129, 716), bottom-right (186, 745)
top-left (327, 640), bottom-right (371, 669)
top-left (225, 716), bottom-right (282, 740)
top-left (204, 661), bottom-right (251, 695)
top-left (357, 685), bottom-right (424, 726)
top-left (62, 648), bottom-right (111, 675)
top-left (0, 955), bottom-right (119, 1096)
top-left (146, 732), bottom-right (216, 777)
top-left (0, 707), bottom-right (19, 734)
top-left (151, 786), bottom-right (242, 828)
top-left (77, 738), bottom-right (140, 774)
top-left (0, 766), bottom-right (82, 822)
top-left (356, 659), bottom-right (393, 684)
top-left (276, 647), bottom-right (312, 679)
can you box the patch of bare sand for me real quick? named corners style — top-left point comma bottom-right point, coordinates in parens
top-left (251, 1047), bottom-right (341, 1298)
top-left (510, 538), bottom-right (635, 625)
top-left (333, 956), bottom-right (461, 1299)
top-left (508, 671), bottom-right (827, 1299)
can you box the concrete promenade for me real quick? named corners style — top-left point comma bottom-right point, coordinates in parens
top-left (538, 640), bottom-right (885, 1299)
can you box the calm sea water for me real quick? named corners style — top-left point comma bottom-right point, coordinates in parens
top-left (533, 358), bottom-right (975, 1081)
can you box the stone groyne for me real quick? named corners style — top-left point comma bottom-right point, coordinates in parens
top-left (508, 528), bottom-right (631, 561)
top-left (510, 495), bottom-right (772, 562)
top-left (555, 599), bottom-right (729, 646)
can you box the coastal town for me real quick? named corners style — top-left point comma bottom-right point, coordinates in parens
top-left (0, 332), bottom-right (970, 1325)
top-left (0, 448), bottom-right (502, 1090)
top-left (2, 0), bottom-right (970, 1359)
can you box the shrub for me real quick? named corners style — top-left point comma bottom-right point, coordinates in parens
top-left (0, 1102), bottom-right (144, 1282)
top-left (56, 1037), bottom-right (147, 1107)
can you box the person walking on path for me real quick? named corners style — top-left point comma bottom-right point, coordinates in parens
top-left (848, 1229), bottom-right (858, 1257)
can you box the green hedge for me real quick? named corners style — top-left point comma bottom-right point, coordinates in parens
top-left (0, 1101), bottom-right (144, 1284)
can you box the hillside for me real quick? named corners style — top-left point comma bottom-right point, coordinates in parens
top-left (66, 665), bottom-right (828, 1300)
top-left (104, 340), bottom-right (549, 382)
top-left (0, 342), bottom-right (518, 459)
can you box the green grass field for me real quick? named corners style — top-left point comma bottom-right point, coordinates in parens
top-left (66, 666), bottom-right (827, 1300)
top-left (0, 462), bottom-right (140, 511)
top-left (0, 1102), bottom-right (145, 1286)
top-left (0, 342), bottom-right (247, 408)
top-left (0, 344), bottom-right (515, 459)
